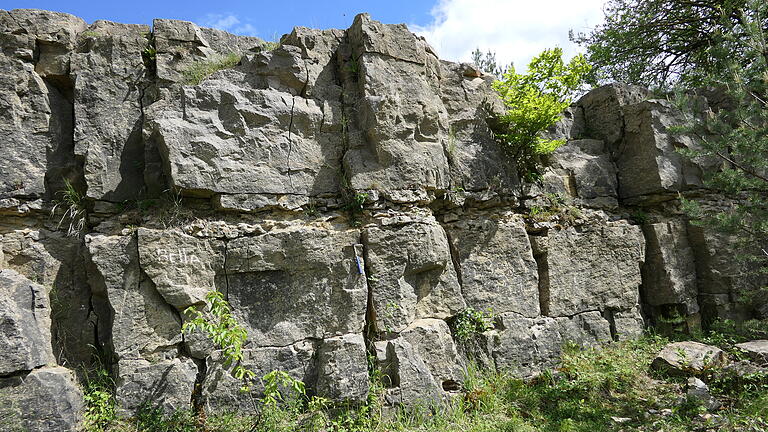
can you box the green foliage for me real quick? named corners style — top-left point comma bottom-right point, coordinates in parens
top-left (525, 193), bottom-right (582, 225)
top-left (141, 31), bottom-right (156, 71)
top-left (261, 41), bottom-right (280, 51)
top-left (491, 48), bottom-right (591, 181)
top-left (183, 291), bottom-right (255, 390)
top-left (51, 179), bottom-right (86, 237)
top-left (470, 48), bottom-right (508, 77)
top-left (450, 308), bottom-right (494, 342)
top-left (83, 368), bottom-right (117, 432)
top-left (571, 0), bottom-right (766, 88)
top-left (181, 53), bottom-right (241, 85)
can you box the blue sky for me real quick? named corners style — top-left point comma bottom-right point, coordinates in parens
top-left (3, 0), bottom-right (607, 70)
top-left (3, 1), bottom-right (434, 40)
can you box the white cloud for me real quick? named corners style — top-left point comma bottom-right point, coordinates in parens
top-left (411, 0), bottom-right (606, 72)
top-left (199, 13), bottom-right (259, 36)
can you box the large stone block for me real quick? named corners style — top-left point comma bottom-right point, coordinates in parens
top-left (344, 14), bottom-right (451, 200)
top-left (531, 222), bottom-right (645, 318)
top-left (364, 218), bottom-right (465, 333)
top-left (203, 340), bottom-right (318, 413)
top-left (71, 21), bottom-right (152, 201)
top-left (0, 269), bottom-right (55, 375)
top-left (137, 228), bottom-right (225, 310)
top-left (0, 366), bottom-right (83, 432)
top-left (315, 333), bottom-right (369, 403)
top-left (642, 220), bottom-right (699, 317)
top-left (225, 224), bottom-right (367, 347)
top-left (85, 234), bottom-right (182, 361)
top-left (115, 357), bottom-right (197, 415)
top-left (445, 212), bottom-right (539, 317)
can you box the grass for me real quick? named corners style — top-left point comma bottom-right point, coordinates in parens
top-left (83, 322), bottom-right (768, 432)
top-left (51, 179), bottom-right (86, 237)
top-left (181, 53), bottom-right (242, 85)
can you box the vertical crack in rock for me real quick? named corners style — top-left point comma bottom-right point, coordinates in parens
top-left (443, 229), bottom-right (464, 290)
top-left (285, 58), bottom-right (311, 192)
top-left (360, 231), bottom-right (378, 346)
top-left (42, 73), bottom-right (85, 200)
top-left (602, 309), bottom-right (618, 341)
top-left (529, 234), bottom-right (551, 316)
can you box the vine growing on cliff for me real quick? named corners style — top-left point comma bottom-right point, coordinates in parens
top-left (490, 48), bottom-right (591, 181)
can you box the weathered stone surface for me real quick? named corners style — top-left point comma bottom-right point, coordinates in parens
top-left (531, 222), bottom-right (645, 317)
top-left (71, 21), bottom-right (152, 201)
top-left (1, 9), bottom-right (85, 75)
top-left (642, 220), bottom-right (699, 320)
top-left (0, 366), bottom-right (83, 432)
top-left (687, 224), bottom-right (759, 322)
top-left (1, 230), bottom-right (95, 367)
top-left (401, 319), bottom-right (464, 390)
top-left (735, 340), bottom-right (768, 365)
top-left (137, 228), bottom-right (225, 310)
top-left (153, 18), bottom-right (263, 84)
top-left (115, 357), bottom-right (197, 415)
top-left (0, 269), bottom-right (55, 374)
top-left (364, 218), bottom-right (465, 333)
top-left (492, 315), bottom-right (563, 377)
top-left (203, 340), bottom-right (317, 412)
top-left (85, 233), bottom-right (182, 360)
top-left (439, 61), bottom-right (517, 194)
top-left (651, 341), bottom-right (728, 375)
top-left (618, 99), bottom-right (717, 200)
top-left (315, 333), bottom-right (369, 402)
top-left (382, 338), bottom-right (444, 407)
top-left (445, 212), bottom-right (539, 317)
top-left (145, 76), bottom-right (342, 202)
top-left (549, 139), bottom-right (618, 209)
top-left (0, 53), bottom-right (74, 199)
top-left (578, 83), bottom-right (649, 149)
top-left (344, 14), bottom-right (451, 200)
top-left (225, 224), bottom-right (367, 347)
top-left (492, 312), bottom-right (615, 377)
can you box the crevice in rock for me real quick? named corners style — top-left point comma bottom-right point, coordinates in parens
top-left (222, 239), bottom-right (231, 301)
top-left (360, 231), bottom-right (378, 348)
top-left (602, 309), bottom-right (618, 341)
top-left (42, 73), bottom-right (86, 202)
top-left (443, 229), bottom-right (463, 289)
top-left (529, 234), bottom-right (550, 317)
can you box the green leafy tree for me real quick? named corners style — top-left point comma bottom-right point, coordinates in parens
top-left (571, 0), bottom-right (766, 88)
top-left (577, 0), bottom-right (768, 313)
top-left (490, 48), bottom-right (591, 181)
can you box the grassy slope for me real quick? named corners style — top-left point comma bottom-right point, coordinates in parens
top-left (86, 321), bottom-right (768, 432)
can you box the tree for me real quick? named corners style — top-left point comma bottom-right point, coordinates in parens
top-left (576, 0), bottom-right (768, 313)
top-left (571, 0), bottom-right (768, 88)
top-left (470, 48), bottom-right (508, 77)
top-left (490, 48), bottom-right (591, 181)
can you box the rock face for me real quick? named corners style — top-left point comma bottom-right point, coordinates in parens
top-left (0, 8), bottom-right (762, 428)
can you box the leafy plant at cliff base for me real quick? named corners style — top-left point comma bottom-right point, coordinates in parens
top-left (183, 290), bottom-right (256, 391)
top-left (450, 307), bottom-right (494, 342)
top-left (82, 368), bottom-right (117, 431)
top-left (491, 48), bottom-right (591, 181)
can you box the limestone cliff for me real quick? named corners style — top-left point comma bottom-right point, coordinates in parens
top-left (0, 9), bottom-right (763, 431)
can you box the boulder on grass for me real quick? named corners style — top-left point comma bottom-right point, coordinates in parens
top-left (651, 341), bottom-right (728, 375)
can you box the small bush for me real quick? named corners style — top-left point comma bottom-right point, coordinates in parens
top-left (181, 53), bottom-right (241, 85)
top-left (491, 48), bottom-right (591, 181)
top-left (450, 308), bottom-right (494, 342)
